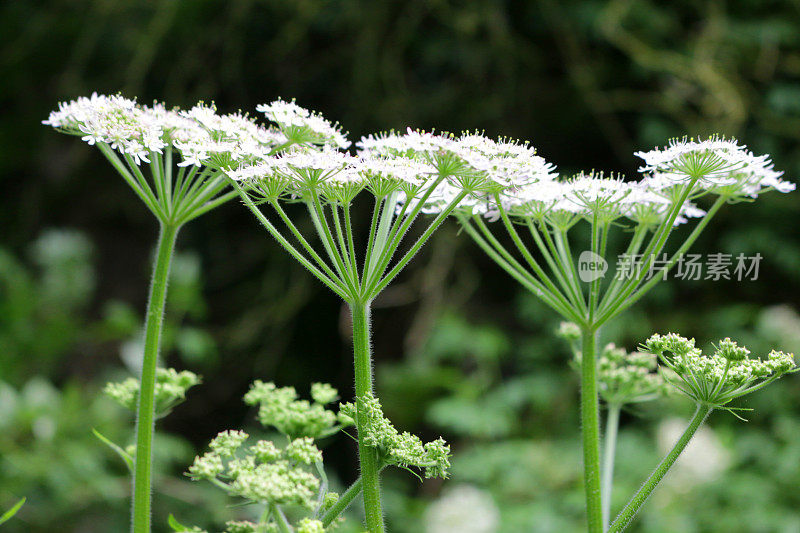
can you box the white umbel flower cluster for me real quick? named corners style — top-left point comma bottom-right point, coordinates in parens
top-left (44, 93), bottom-right (285, 168)
top-left (359, 131), bottom-right (794, 225)
top-left (45, 97), bottom-right (795, 223)
top-left (356, 128), bottom-right (558, 214)
top-left (558, 323), bottom-right (667, 405)
top-left (635, 136), bottom-right (795, 198)
top-left (257, 98), bottom-right (350, 149)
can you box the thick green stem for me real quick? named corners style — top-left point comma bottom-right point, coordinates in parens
top-left (581, 326), bottom-right (603, 533)
top-left (609, 405), bottom-right (712, 532)
top-left (350, 302), bottom-right (384, 532)
top-left (132, 223), bottom-right (179, 533)
top-left (602, 404), bottom-right (621, 531)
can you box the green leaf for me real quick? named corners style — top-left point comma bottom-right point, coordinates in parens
top-left (0, 497), bottom-right (26, 526)
top-left (168, 514), bottom-right (190, 531)
top-left (92, 428), bottom-right (134, 473)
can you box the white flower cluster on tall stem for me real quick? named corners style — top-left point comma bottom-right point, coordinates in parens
top-left (636, 136), bottom-right (795, 199)
top-left (443, 133), bottom-right (793, 533)
top-left (44, 93), bottom-right (284, 168)
top-left (257, 98), bottom-right (350, 150)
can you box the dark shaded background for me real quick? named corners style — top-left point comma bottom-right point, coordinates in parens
top-left (3, 1), bottom-right (800, 532)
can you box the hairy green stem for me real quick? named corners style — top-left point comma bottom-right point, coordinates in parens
top-left (271, 503), bottom-right (292, 533)
top-left (609, 405), bottom-right (712, 532)
top-left (132, 222), bottom-right (179, 533)
top-left (321, 476), bottom-right (365, 527)
top-left (581, 326), bottom-right (603, 533)
top-left (602, 404), bottom-right (621, 531)
top-left (350, 302), bottom-right (384, 532)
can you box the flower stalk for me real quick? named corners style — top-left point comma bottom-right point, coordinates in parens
top-left (133, 222), bottom-right (179, 532)
top-left (454, 137), bottom-right (794, 530)
top-left (580, 327), bottom-right (603, 533)
top-left (351, 301), bottom-right (385, 532)
top-left (44, 95), bottom-right (276, 532)
top-left (601, 404), bottom-right (621, 531)
top-left (608, 405), bottom-right (712, 532)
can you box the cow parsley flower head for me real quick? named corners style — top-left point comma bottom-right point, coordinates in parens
top-left (44, 93), bottom-right (167, 164)
top-left (209, 430), bottom-right (250, 457)
top-left (174, 103), bottom-right (286, 168)
top-left (360, 129), bottom-right (557, 195)
top-left (499, 179), bottom-right (568, 219)
top-left (555, 172), bottom-right (637, 221)
top-left (356, 155), bottom-right (437, 197)
top-left (360, 130), bottom-right (559, 216)
top-left (635, 136), bottom-right (795, 198)
top-left (243, 381), bottom-right (340, 439)
top-left (257, 98), bottom-right (350, 149)
top-left (188, 432), bottom-right (322, 509)
top-left (44, 94), bottom-right (282, 169)
top-left (643, 332), bottom-right (796, 407)
top-left (339, 393), bottom-right (451, 479)
top-left (447, 132), bottom-right (558, 190)
top-left (623, 179), bottom-right (705, 227)
top-left (556, 321), bottom-right (582, 342)
top-left (226, 148), bottom-right (360, 202)
top-left (224, 521), bottom-right (258, 533)
top-left (310, 382), bottom-right (339, 405)
top-left (594, 343), bottom-right (668, 404)
top-left (356, 128), bottom-right (453, 158)
top-left (296, 518), bottom-right (325, 533)
top-left (104, 368), bottom-right (200, 416)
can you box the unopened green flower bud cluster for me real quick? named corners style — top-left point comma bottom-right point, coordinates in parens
top-left (595, 344), bottom-right (668, 405)
top-left (339, 393), bottom-right (451, 479)
top-left (104, 368), bottom-right (200, 415)
top-left (244, 381), bottom-right (340, 439)
top-left (174, 517), bottom-right (326, 533)
top-left (180, 382), bottom-right (346, 532)
top-left (188, 429), bottom-right (322, 508)
top-left (558, 322), bottom-right (667, 405)
top-left (643, 332), bottom-right (796, 406)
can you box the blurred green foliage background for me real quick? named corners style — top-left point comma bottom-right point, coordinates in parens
top-left (2, 1), bottom-right (800, 531)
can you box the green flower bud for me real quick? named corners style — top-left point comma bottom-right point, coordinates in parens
top-left (555, 321), bottom-right (581, 342)
top-left (716, 337), bottom-right (749, 361)
top-left (296, 518), bottom-right (325, 533)
top-left (188, 452), bottom-right (224, 480)
top-left (225, 521), bottom-right (258, 533)
top-left (310, 382), bottom-right (339, 405)
top-left (210, 430), bottom-right (249, 457)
